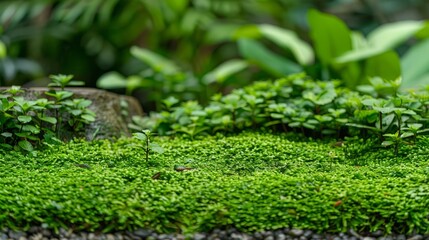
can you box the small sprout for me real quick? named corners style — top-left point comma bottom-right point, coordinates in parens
top-left (133, 129), bottom-right (164, 162)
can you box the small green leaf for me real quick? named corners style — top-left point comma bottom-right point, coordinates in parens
top-left (18, 140), bottom-right (34, 152)
top-left (81, 114), bottom-right (96, 122)
top-left (150, 143), bottom-right (165, 154)
top-left (133, 132), bottom-right (147, 141)
top-left (18, 115), bottom-right (32, 123)
top-left (381, 140), bottom-right (394, 147)
top-left (23, 125), bottom-right (40, 134)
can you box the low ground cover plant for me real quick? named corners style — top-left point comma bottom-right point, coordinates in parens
top-left (1, 132), bottom-right (428, 234)
top-left (134, 73), bottom-right (429, 156)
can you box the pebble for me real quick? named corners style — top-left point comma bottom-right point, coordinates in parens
top-left (290, 229), bottom-right (304, 237)
top-left (1, 227), bottom-right (428, 240)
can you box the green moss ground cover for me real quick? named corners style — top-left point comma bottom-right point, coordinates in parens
top-left (1, 132), bottom-right (429, 234)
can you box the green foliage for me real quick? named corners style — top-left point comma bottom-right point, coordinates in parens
top-left (133, 73), bottom-right (429, 156)
top-left (1, 132), bottom-right (429, 234)
top-left (132, 129), bottom-right (164, 162)
top-left (0, 75), bottom-right (95, 152)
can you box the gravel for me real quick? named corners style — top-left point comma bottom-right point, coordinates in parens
top-left (1, 227), bottom-right (429, 240)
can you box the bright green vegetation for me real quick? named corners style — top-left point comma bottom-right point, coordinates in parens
top-left (0, 75), bottom-right (95, 152)
top-left (1, 132), bottom-right (429, 234)
top-left (134, 73), bottom-right (429, 157)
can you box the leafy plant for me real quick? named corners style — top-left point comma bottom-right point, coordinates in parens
top-left (132, 129), bottom-right (164, 162)
top-left (0, 74), bottom-right (95, 152)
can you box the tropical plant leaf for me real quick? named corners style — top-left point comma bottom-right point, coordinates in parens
top-left (337, 21), bottom-right (425, 64)
top-left (258, 24), bottom-right (314, 65)
top-left (130, 46), bottom-right (180, 75)
top-left (401, 38), bottom-right (429, 89)
top-left (307, 9), bottom-right (352, 66)
top-left (96, 72), bottom-right (128, 89)
top-left (237, 39), bottom-right (302, 76)
top-left (203, 59), bottom-right (248, 84)
top-left (364, 50), bottom-right (401, 81)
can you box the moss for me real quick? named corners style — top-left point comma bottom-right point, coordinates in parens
top-left (0, 132), bottom-right (428, 234)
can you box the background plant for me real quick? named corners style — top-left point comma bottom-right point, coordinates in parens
top-left (1, 0), bottom-right (429, 111)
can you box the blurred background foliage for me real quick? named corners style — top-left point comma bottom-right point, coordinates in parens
top-left (1, 0), bottom-right (429, 111)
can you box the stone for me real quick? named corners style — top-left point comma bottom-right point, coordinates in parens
top-left (29, 233), bottom-right (43, 240)
top-left (407, 235), bottom-right (423, 240)
top-left (289, 229), bottom-right (304, 237)
top-left (193, 233), bottom-right (207, 240)
top-left (0, 87), bottom-right (143, 140)
top-left (8, 231), bottom-right (26, 239)
top-left (370, 230), bottom-right (384, 237)
top-left (131, 229), bottom-right (152, 238)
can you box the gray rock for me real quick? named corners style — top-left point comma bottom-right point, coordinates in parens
top-left (348, 229), bottom-right (361, 239)
top-left (9, 231), bottom-right (26, 239)
top-left (263, 236), bottom-right (274, 240)
top-left (289, 229), bottom-right (304, 237)
top-left (303, 230), bottom-right (313, 238)
top-left (396, 235), bottom-right (406, 240)
top-left (407, 235), bottom-right (423, 240)
top-left (276, 233), bottom-right (287, 240)
top-left (311, 234), bottom-right (323, 240)
top-left (1, 87), bottom-right (144, 140)
top-left (370, 230), bottom-right (384, 237)
top-left (132, 229), bottom-right (152, 238)
top-left (29, 233), bottom-right (43, 240)
top-left (362, 237), bottom-right (376, 240)
top-left (193, 233), bottom-right (207, 240)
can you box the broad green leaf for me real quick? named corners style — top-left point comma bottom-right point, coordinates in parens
top-left (0, 40), bottom-right (6, 59)
top-left (237, 39), bottom-right (302, 77)
top-left (96, 72), bottom-right (127, 89)
top-left (18, 140), bottom-right (34, 152)
top-left (337, 21), bottom-right (425, 63)
top-left (203, 59), bottom-right (248, 84)
top-left (259, 24), bottom-right (314, 65)
top-left (415, 21), bottom-right (429, 39)
top-left (204, 23), bottom-right (240, 44)
top-left (233, 25), bottom-right (261, 39)
top-left (367, 21), bottom-right (425, 49)
top-left (401, 38), bottom-right (429, 89)
top-left (364, 51), bottom-right (401, 81)
top-left (130, 46), bottom-right (180, 75)
top-left (307, 9), bottom-right (352, 65)
top-left (165, 0), bottom-right (188, 13)
top-left (18, 115), bottom-right (32, 123)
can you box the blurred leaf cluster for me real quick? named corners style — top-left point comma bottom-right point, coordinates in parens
top-left (0, 0), bottom-right (429, 111)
